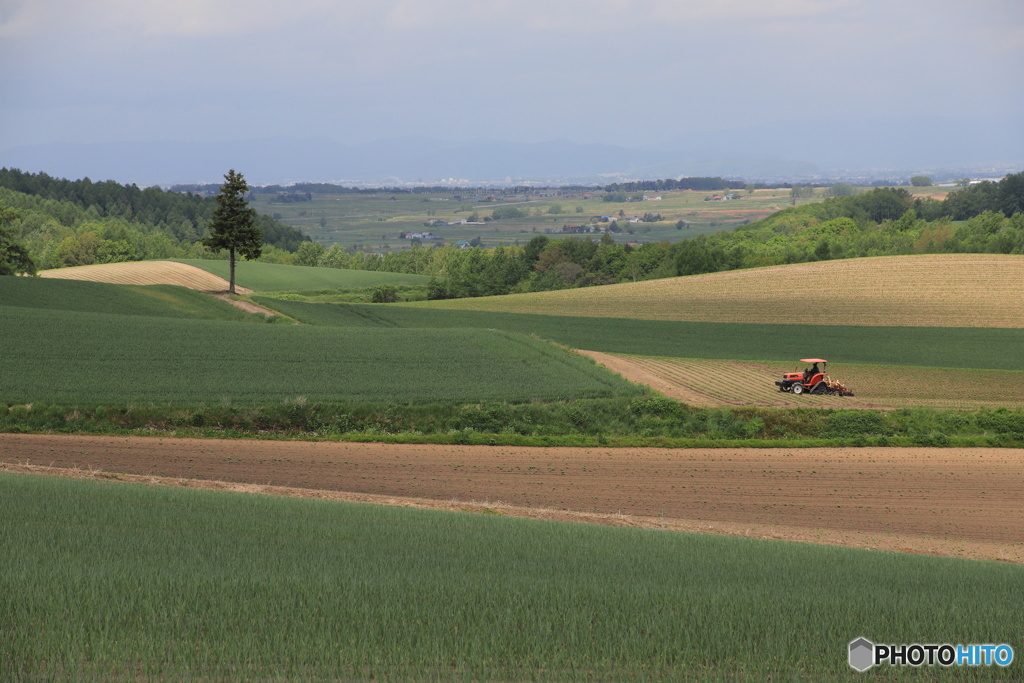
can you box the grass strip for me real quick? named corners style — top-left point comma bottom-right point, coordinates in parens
top-left (253, 299), bottom-right (1024, 372)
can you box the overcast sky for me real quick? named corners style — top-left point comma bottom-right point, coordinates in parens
top-left (1, 0), bottom-right (1022, 153)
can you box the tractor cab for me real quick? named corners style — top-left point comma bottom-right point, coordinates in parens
top-left (776, 358), bottom-right (853, 396)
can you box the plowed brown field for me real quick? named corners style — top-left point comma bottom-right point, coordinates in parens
top-left (3, 434), bottom-right (1021, 563)
top-left (581, 352), bottom-right (1024, 410)
top-left (38, 261), bottom-right (252, 293)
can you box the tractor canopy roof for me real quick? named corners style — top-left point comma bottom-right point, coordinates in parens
top-left (799, 358), bottom-right (828, 364)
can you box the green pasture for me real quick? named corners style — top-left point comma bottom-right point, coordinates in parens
top-left (3, 472), bottom-right (1020, 680)
top-left (0, 277), bottom-right (254, 321)
top-left (173, 259), bottom-right (430, 292)
top-left (248, 188), bottom-right (804, 251)
top-left (0, 306), bottom-right (638, 405)
top-left (253, 299), bottom-right (1024, 372)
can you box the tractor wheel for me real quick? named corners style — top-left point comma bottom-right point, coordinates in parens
top-left (791, 384), bottom-right (804, 395)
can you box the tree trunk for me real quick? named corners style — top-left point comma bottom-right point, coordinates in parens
top-left (229, 247), bottom-right (236, 294)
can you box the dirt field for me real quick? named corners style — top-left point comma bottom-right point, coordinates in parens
top-left (580, 352), bottom-right (1024, 410)
top-left (3, 433), bottom-right (1021, 563)
top-left (38, 261), bottom-right (252, 293)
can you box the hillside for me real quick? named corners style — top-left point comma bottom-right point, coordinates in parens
top-left (174, 259), bottom-right (430, 292)
top-left (38, 261), bottom-right (243, 292)
top-left (414, 254), bottom-right (1024, 328)
top-left (0, 277), bottom-right (255, 321)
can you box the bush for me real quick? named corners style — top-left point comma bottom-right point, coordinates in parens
top-left (821, 410), bottom-right (888, 437)
top-left (371, 284), bottom-right (397, 303)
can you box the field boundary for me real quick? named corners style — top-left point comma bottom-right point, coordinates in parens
top-left (3, 460), bottom-right (1020, 564)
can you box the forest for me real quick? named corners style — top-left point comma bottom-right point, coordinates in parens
top-left (0, 169), bottom-right (308, 271)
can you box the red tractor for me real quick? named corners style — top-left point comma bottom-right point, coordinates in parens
top-left (775, 358), bottom-right (854, 396)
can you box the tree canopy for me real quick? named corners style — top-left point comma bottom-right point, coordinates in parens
top-left (0, 201), bottom-right (36, 276)
top-left (202, 170), bottom-right (262, 293)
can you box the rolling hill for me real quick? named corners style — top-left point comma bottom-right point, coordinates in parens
top-left (413, 254), bottom-right (1024, 329)
top-left (37, 260), bottom-right (431, 294)
top-left (38, 261), bottom-right (242, 292)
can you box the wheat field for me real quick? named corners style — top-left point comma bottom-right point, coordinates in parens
top-left (38, 261), bottom-right (248, 293)
top-left (418, 254), bottom-right (1024, 328)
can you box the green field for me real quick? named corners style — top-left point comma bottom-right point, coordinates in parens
top-left (173, 259), bottom-right (431, 291)
top-left (252, 299), bottom-right (1024, 372)
top-left (2, 472), bottom-right (1020, 680)
top-left (0, 304), bottom-right (638, 405)
top-left (249, 188), bottom-right (808, 251)
top-left (0, 277), bottom-right (255, 321)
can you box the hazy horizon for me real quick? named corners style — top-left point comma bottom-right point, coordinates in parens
top-left (2, 0), bottom-right (1022, 182)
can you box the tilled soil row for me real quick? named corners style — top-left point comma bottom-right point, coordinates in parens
top-left (3, 433), bottom-right (1021, 563)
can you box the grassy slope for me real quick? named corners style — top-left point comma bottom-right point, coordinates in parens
top-left (174, 259), bottom-right (430, 292)
top-left (253, 299), bottom-right (1024, 372)
top-left (3, 472), bottom-right (1020, 680)
top-left (412, 254), bottom-right (1024, 329)
top-left (0, 277), bottom-right (255, 321)
top-left (0, 306), bottom-right (639, 405)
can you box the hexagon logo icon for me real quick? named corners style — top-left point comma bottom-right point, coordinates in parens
top-left (849, 637), bottom-right (874, 672)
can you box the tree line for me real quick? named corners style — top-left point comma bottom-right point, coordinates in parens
top-left (0, 168), bottom-right (308, 252)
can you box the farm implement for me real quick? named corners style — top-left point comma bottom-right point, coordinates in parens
top-left (775, 358), bottom-right (854, 396)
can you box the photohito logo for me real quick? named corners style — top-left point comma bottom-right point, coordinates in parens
top-left (849, 638), bottom-right (1014, 671)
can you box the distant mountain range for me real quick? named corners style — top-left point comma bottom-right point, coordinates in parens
top-left (1, 114), bottom-right (1020, 187)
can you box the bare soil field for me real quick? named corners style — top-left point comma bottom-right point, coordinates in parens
top-left (38, 261), bottom-right (252, 293)
top-left (421, 254), bottom-right (1024, 328)
top-left (3, 433), bottom-right (1021, 563)
top-left (581, 352), bottom-right (1024, 410)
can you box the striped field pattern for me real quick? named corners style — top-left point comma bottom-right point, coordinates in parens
top-left (596, 355), bottom-right (1024, 410)
top-left (418, 254), bottom-right (1024, 328)
top-left (38, 261), bottom-right (248, 292)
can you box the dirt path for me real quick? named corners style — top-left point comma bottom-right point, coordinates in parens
top-left (3, 434), bottom-right (1022, 563)
top-left (207, 292), bottom-right (277, 316)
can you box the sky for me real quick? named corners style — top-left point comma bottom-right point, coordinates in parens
top-left (1, 0), bottom-right (1022, 163)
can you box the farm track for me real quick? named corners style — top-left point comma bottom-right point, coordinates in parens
top-left (38, 261), bottom-right (253, 293)
top-left (3, 434), bottom-right (1022, 563)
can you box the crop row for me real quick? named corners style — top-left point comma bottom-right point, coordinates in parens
top-left (620, 356), bottom-right (1024, 410)
top-left (0, 306), bottom-right (639, 405)
top-left (3, 472), bottom-right (1021, 679)
top-left (40, 260), bottom-right (231, 290)
top-left (256, 298), bottom-right (1024, 372)
top-left (0, 277), bottom-right (253, 322)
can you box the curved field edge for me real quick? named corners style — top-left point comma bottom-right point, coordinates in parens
top-left (583, 353), bottom-right (1024, 411)
top-left (412, 253), bottom-right (1024, 328)
top-left (2, 469), bottom-right (1021, 680)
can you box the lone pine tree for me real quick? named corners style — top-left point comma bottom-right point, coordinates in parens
top-left (203, 169), bottom-right (261, 294)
